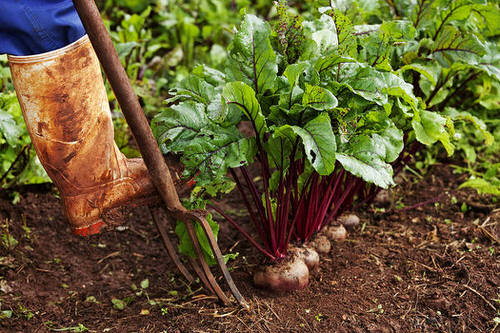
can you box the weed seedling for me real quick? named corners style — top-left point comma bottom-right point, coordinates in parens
top-left (1, 219), bottom-right (18, 251)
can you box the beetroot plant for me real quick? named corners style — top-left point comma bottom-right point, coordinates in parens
top-left (152, 5), bottom-right (413, 261)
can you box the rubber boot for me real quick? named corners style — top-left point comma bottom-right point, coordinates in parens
top-left (8, 35), bottom-right (158, 236)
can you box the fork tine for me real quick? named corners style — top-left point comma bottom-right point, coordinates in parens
top-left (149, 206), bottom-right (194, 284)
top-left (151, 206), bottom-right (219, 299)
top-left (190, 212), bottom-right (247, 307)
top-left (184, 220), bottom-right (231, 305)
top-left (188, 257), bottom-right (214, 294)
top-left (153, 205), bottom-right (242, 306)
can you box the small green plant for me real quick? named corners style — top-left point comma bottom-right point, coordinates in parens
top-left (1, 219), bottom-right (18, 251)
top-left (18, 304), bottom-right (35, 320)
top-left (111, 297), bottom-right (133, 311)
top-left (131, 278), bottom-right (151, 297)
top-left (84, 296), bottom-right (98, 304)
top-left (0, 302), bottom-right (12, 319)
top-left (161, 307), bottom-right (168, 316)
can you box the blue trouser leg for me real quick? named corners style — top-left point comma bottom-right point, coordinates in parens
top-left (0, 0), bottom-right (86, 56)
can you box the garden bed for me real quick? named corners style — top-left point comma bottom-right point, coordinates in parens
top-left (0, 164), bottom-right (498, 332)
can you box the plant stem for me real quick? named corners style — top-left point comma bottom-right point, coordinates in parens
top-left (208, 203), bottom-right (276, 260)
top-left (325, 175), bottom-right (357, 223)
top-left (239, 166), bottom-right (268, 232)
top-left (435, 71), bottom-right (479, 111)
top-left (230, 168), bottom-right (267, 243)
top-left (426, 70), bottom-right (453, 106)
top-left (0, 145), bottom-right (30, 186)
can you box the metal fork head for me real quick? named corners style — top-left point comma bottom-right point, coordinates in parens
top-left (150, 206), bottom-right (247, 307)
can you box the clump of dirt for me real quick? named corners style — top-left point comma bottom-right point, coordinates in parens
top-left (0, 164), bottom-right (498, 332)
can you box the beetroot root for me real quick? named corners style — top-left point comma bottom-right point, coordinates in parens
top-left (374, 190), bottom-right (390, 205)
top-left (254, 251), bottom-right (310, 291)
top-left (295, 246), bottom-right (320, 271)
top-left (309, 235), bottom-right (331, 255)
top-left (325, 224), bottom-right (347, 242)
top-left (338, 213), bottom-right (360, 228)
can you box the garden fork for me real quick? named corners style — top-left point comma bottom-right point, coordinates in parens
top-left (72, 0), bottom-right (246, 307)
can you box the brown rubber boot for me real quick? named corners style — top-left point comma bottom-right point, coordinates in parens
top-left (8, 35), bottom-right (158, 236)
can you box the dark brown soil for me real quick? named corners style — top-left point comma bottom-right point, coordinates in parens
top-left (0, 164), bottom-right (498, 333)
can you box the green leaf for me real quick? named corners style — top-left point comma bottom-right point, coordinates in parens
top-left (427, 0), bottom-right (470, 38)
top-left (153, 102), bottom-right (207, 154)
top-left (344, 65), bottom-right (418, 109)
top-left (312, 29), bottom-right (338, 54)
top-left (413, 110), bottom-right (446, 145)
top-left (210, 44), bottom-right (227, 66)
top-left (152, 99), bottom-right (255, 188)
top-left (227, 14), bottom-right (277, 94)
top-left (284, 62), bottom-right (309, 89)
top-left (117, 0), bottom-right (149, 12)
top-left (276, 113), bottom-right (337, 175)
top-left (192, 65), bottom-right (227, 87)
top-left (356, 26), bottom-right (394, 70)
top-left (180, 22), bottom-right (200, 65)
top-left (399, 62), bottom-right (439, 86)
top-left (222, 82), bottom-right (268, 138)
top-left (295, 113), bottom-right (336, 175)
top-left (302, 84), bottom-right (338, 110)
top-left (443, 108), bottom-right (494, 146)
top-left (1, 234), bottom-right (18, 250)
top-left (412, 110), bottom-right (455, 155)
top-left (0, 109), bottom-right (23, 147)
top-left (116, 42), bottom-right (140, 59)
top-left (0, 92), bottom-right (24, 147)
top-left (176, 213), bottom-right (238, 266)
top-left (321, 9), bottom-right (357, 57)
top-left (430, 25), bottom-right (485, 67)
top-left (372, 124), bottom-right (404, 163)
top-left (111, 298), bottom-right (126, 311)
top-left (184, 133), bottom-right (256, 187)
top-left (336, 135), bottom-right (395, 189)
top-left (411, 0), bottom-right (437, 30)
top-left (264, 133), bottom-right (294, 170)
top-left (378, 72), bottom-right (419, 109)
top-left (473, 3), bottom-right (500, 37)
top-left (167, 75), bottom-right (216, 105)
top-left (14, 154), bottom-right (51, 186)
top-left (0, 310), bottom-right (12, 319)
top-left (314, 54), bottom-right (356, 76)
top-left (331, 10), bottom-right (357, 56)
top-left (459, 178), bottom-right (500, 196)
top-left (380, 20), bottom-right (416, 41)
top-left (140, 279), bottom-right (149, 289)
top-left (477, 42), bottom-right (500, 81)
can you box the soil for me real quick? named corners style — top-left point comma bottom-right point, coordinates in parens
top-left (0, 164), bottom-right (498, 333)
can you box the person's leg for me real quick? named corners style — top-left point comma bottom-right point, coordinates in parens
top-left (2, 1), bottom-right (158, 235)
top-left (0, 0), bottom-right (86, 56)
